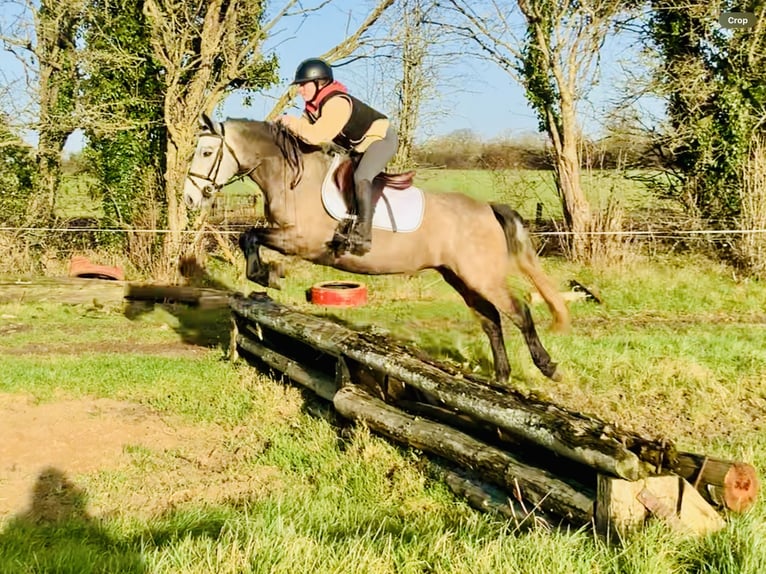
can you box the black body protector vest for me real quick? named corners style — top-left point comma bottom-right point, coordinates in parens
top-left (306, 92), bottom-right (386, 152)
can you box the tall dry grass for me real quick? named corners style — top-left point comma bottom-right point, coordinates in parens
top-left (734, 136), bottom-right (766, 278)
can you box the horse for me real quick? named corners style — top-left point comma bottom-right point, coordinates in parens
top-left (183, 114), bottom-right (570, 383)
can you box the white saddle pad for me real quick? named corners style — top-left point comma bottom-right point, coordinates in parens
top-left (320, 154), bottom-right (425, 233)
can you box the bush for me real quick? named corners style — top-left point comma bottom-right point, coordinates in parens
top-left (0, 131), bottom-right (37, 226)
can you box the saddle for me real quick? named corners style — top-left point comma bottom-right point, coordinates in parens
top-left (320, 154), bottom-right (425, 235)
top-left (332, 157), bottom-right (416, 210)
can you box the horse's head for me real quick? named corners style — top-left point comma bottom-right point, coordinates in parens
top-left (183, 114), bottom-right (243, 210)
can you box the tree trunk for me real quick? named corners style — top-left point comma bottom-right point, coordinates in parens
top-left (35, 0), bottom-right (79, 221)
top-left (160, 143), bottom-right (188, 280)
top-left (549, 96), bottom-right (591, 260)
top-left (390, 0), bottom-right (429, 171)
top-left (670, 453), bottom-right (760, 512)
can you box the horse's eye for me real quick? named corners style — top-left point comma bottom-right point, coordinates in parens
top-left (202, 150), bottom-right (213, 158)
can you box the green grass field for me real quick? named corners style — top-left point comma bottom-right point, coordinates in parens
top-left (1, 249), bottom-right (765, 573)
top-left (2, 168), bottom-right (765, 572)
top-left (214, 167), bottom-right (651, 223)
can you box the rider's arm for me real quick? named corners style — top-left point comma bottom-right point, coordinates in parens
top-left (280, 97), bottom-right (352, 145)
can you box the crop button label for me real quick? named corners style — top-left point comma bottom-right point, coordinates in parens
top-left (719, 12), bottom-right (756, 29)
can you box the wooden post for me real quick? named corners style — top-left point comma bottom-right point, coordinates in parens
top-left (596, 475), bottom-right (725, 539)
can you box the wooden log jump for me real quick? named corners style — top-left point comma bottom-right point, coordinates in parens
top-left (229, 291), bottom-right (759, 533)
top-left (230, 293), bottom-right (673, 481)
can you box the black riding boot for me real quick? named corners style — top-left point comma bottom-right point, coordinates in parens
top-left (348, 179), bottom-right (374, 255)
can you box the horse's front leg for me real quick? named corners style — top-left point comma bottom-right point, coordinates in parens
top-left (238, 227), bottom-right (286, 289)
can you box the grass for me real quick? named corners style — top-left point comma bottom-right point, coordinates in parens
top-left (2, 166), bottom-right (766, 571)
top-left (414, 168), bottom-right (650, 219)
top-left (1, 250), bottom-right (766, 572)
top-left (210, 167), bottom-right (650, 225)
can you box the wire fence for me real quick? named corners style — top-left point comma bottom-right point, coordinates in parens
top-left (2, 226), bottom-right (766, 239)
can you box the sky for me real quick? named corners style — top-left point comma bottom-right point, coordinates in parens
top-left (218, 0), bottom-right (665, 142)
top-left (0, 0), bottom-right (665, 153)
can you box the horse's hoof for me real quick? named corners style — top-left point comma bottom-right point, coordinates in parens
top-left (349, 244), bottom-right (371, 256)
top-left (548, 366), bottom-right (564, 382)
top-left (267, 268), bottom-right (282, 290)
top-left (348, 237), bottom-right (372, 256)
top-left (550, 319), bottom-right (571, 334)
top-left (328, 233), bottom-right (350, 257)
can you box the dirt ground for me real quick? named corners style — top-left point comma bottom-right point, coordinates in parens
top-left (0, 389), bottom-right (284, 523)
top-left (0, 394), bottom-right (185, 519)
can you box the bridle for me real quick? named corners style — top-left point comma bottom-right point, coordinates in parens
top-left (186, 123), bottom-right (257, 201)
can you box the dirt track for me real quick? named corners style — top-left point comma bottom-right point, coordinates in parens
top-left (0, 394), bottom-right (184, 519)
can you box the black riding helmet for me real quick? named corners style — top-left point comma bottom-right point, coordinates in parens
top-left (292, 58), bottom-right (333, 85)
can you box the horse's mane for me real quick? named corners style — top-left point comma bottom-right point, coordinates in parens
top-left (266, 121), bottom-right (323, 189)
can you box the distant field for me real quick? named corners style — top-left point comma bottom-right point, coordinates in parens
top-left (218, 168), bottom-right (652, 222)
top-left (57, 174), bottom-right (104, 220)
top-left (54, 167), bottom-right (651, 222)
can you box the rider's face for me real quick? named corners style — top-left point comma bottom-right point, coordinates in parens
top-left (297, 81), bottom-right (317, 102)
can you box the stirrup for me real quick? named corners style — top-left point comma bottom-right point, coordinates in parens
top-left (347, 222), bottom-right (372, 256)
top-left (327, 218), bottom-right (355, 256)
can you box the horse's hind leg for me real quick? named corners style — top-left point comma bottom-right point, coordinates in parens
top-left (456, 269), bottom-right (561, 382)
top-left (503, 293), bottom-right (561, 381)
top-left (438, 268), bottom-right (511, 382)
top-left (517, 248), bottom-right (570, 332)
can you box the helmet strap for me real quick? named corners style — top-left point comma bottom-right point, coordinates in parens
top-left (305, 80), bottom-right (322, 106)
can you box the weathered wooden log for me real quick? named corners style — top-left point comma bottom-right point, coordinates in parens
top-left (0, 278), bottom-right (233, 309)
top-left (440, 467), bottom-right (552, 528)
top-left (236, 334), bottom-right (337, 401)
top-left (125, 284), bottom-right (232, 309)
top-left (333, 384), bottom-right (595, 524)
top-left (0, 277), bottom-right (126, 305)
top-left (670, 453), bottom-right (759, 512)
top-left (231, 293), bottom-right (672, 480)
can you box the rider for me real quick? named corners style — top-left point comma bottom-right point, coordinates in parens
top-left (277, 57), bottom-right (398, 256)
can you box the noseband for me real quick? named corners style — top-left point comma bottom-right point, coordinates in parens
top-left (186, 123), bottom-right (255, 200)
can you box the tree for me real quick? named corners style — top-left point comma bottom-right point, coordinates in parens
top-left (386, 0), bottom-right (440, 170)
top-left (0, 116), bottom-right (37, 226)
top-left (139, 0), bottom-right (279, 273)
top-left (442, 0), bottom-right (633, 260)
top-left (647, 1), bottom-right (766, 220)
top-left (646, 1), bottom-right (766, 273)
top-left (265, 0), bottom-right (396, 120)
top-left (0, 0), bottom-right (81, 220)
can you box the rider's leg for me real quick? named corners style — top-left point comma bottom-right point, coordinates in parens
top-left (349, 126), bottom-right (398, 255)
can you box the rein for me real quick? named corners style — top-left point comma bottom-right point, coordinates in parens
top-left (186, 123), bottom-right (258, 199)
top-left (268, 121), bottom-right (325, 189)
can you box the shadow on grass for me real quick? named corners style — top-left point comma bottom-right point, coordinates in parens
top-left (0, 467), bottom-right (231, 574)
top-left (124, 256), bottom-right (234, 353)
top-left (0, 467), bottom-right (146, 573)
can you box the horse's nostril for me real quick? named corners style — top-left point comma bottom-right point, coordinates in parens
top-left (184, 195), bottom-right (195, 209)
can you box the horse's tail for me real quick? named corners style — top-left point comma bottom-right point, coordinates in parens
top-left (489, 203), bottom-right (531, 257)
top-left (490, 203), bottom-right (571, 331)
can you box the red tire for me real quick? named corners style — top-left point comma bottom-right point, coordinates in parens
top-left (69, 256), bottom-right (125, 281)
top-left (309, 281), bottom-right (367, 307)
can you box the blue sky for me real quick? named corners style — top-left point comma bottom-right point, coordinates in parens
top-left (0, 0), bottom-right (664, 153)
top-left (219, 0), bottom-right (664, 142)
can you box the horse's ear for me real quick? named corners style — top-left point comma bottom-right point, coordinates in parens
top-left (200, 113), bottom-right (219, 134)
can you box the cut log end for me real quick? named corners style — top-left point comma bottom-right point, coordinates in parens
top-left (723, 463), bottom-right (760, 512)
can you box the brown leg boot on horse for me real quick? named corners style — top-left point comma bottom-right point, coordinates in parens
top-left (348, 178), bottom-right (374, 256)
